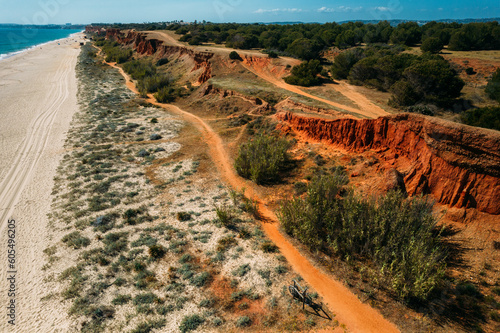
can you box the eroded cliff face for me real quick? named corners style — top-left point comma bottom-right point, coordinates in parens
top-left (277, 112), bottom-right (500, 215)
top-left (106, 29), bottom-right (213, 84)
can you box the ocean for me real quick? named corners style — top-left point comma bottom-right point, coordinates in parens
top-left (0, 27), bottom-right (81, 60)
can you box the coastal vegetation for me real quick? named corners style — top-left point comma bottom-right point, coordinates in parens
top-left (43, 43), bottom-right (330, 333)
top-left (279, 174), bottom-right (446, 300)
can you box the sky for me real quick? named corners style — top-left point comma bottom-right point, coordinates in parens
top-left (0, 0), bottom-right (499, 25)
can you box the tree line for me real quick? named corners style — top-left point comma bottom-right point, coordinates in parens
top-left (165, 21), bottom-right (500, 59)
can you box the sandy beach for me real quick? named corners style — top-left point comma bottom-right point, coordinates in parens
top-left (0, 34), bottom-right (82, 332)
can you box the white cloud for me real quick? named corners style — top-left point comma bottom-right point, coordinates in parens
top-left (317, 6), bottom-right (363, 13)
top-left (373, 6), bottom-right (391, 12)
top-left (254, 8), bottom-right (303, 14)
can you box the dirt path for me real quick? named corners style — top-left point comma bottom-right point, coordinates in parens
top-left (105, 59), bottom-right (400, 333)
top-left (241, 58), bottom-right (389, 119)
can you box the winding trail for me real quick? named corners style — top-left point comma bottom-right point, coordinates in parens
top-left (104, 56), bottom-right (400, 333)
top-left (240, 57), bottom-right (389, 119)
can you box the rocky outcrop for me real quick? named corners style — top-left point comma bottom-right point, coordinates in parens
top-left (85, 25), bottom-right (106, 36)
top-left (105, 29), bottom-right (214, 84)
top-left (277, 112), bottom-right (500, 214)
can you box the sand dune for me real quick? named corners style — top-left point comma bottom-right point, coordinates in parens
top-left (0, 35), bottom-right (82, 332)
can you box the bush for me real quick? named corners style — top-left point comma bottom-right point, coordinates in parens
top-left (133, 292), bottom-right (162, 305)
top-left (154, 86), bottom-right (177, 103)
top-left (216, 236), bottom-right (237, 252)
top-left (137, 149), bottom-right (150, 157)
top-left (156, 58), bottom-right (169, 66)
top-left (278, 174), bottom-right (445, 300)
top-left (267, 51), bottom-right (278, 58)
top-left (179, 314), bottom-right (204, 333)
top-left (190, 271), bottom-right (210, 287)
top-left (149, 133), bottom-right (162, 140)
top-left (234, 134), bottom-right (291, 184)
top-left (460, 106), bottom-right (500, 131)
top-left (148, 245), bottom-right (166, 260)
top-left (62, 231), bottom-right (90, 249)
top-left (102, 232), bottom-right (128, 256)
top-left (214, 204), bottom-right (234, 226)
top-left (112, 294), bottom-right (131, 305)
top-left (233, 264), bottom-right (251, 277)
top-left (123, 59), bottom-right (156, 80)
top-left (100, 40), bottom-right (132, 63)
top-left (131, 319), bottom-right (166, 333)
top-left (485, 68), bottom-right (500, 102)
top-left (420, 37), bottom-right (444, 54)
top-left (176, 212), bottom-right (191, 221)
top-left (284, 60), bottom-right (322, 87)
top-left (229, 51), bottom-right (242, 60)
top-left (261, 242), bottom-right (279, 253)
top-left (138, 74), bottom-right (172, 94)
top-left (236, 316), bottom-right (252, 327)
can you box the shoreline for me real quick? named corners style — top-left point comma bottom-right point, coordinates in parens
top-left (0, 33), bottom-right (82, 332)
top-left (0, 31), bottom-right (83, 62)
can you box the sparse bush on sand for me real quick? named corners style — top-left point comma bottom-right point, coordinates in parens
top-left (179, 314), bottom-right (204, 333)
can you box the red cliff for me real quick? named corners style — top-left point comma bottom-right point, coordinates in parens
top-left (277, 112), bottom-right (500, 215)
top-left (106, 29), bottom-right (213, 84)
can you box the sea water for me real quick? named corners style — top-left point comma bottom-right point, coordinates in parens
top-left (0, 27), bottom-right (82, 60)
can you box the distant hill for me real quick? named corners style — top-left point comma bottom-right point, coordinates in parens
top-left (257, 17), bottom-right (499, 26)
top-left (337, 17), bottom-right (499, 26)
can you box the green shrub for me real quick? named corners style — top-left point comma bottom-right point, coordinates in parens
top-left (278, 174), bottom-right (446, 300)
top-left (460, 106), bottom-right (500, 131)
top-left (216, 236), bottom-right (237, 252)
top-left (486, 68), bottom-right (500, 102)
top-left (261, 242), bottom-right (279, 253)
top-left (100, 40), bottom-right (132, 63)
top-left (137, 74), bottom-right (172, 94)
top-left (229, 51), bottom-right (242, 60)
top-left (190, 271), bottom-right (210, 287)
top-left (131, 319), bottom-right (166, 333)
top-left (62, 231), bottom-right (90, 249)
top-left (233, 264), bottom-right (251, 277)
top-left (236, 316), bottom-right (252, 327)
top-left (154, 86), bottom-right (177, 103)
top-left (420, 37), bottom-right (444, 54)
top-left (133, 292), bottom-right (162, 305)
top-left (112, 294), bottom-right (131, 305)
top-left (156, 58), bottom-right (169, 66)
top-left (177, 212), bottom-right (191, 221)
top-left (284, 60), bottom-right (322, 87)
top-left (102, 232), bottom-right (128, 256)
top-left (234, 134), bottom-right (291, 184)
top-left (179, 314), bottom-right (204, 333)
top-left (123, 59), bottom-right (156, 80)
top-left (214, 204), bottom-right (234, 226)
top-left (148, 245), bottom-right (166, 259)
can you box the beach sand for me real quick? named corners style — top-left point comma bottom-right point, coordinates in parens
top-left (0, 34), bottom-right (83, 332)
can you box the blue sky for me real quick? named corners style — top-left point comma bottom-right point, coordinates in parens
top-left (0, 0), bottom-right (499, 24)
